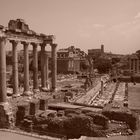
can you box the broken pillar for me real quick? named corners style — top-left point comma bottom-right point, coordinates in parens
top-left (29, 100), bottom-right (39, 115)
top-left (16, 103), bottom-right (29, 126)
top-left (39, 99), bottom-right (48, 111)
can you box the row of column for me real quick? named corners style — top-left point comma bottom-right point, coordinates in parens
top-left (129, 58), bottom-right (140, 74)
top-left (0, 36), bottom-right (57, 103)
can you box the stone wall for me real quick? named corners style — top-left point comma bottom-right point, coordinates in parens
top-left (0, 103), bottom-right (14, 128)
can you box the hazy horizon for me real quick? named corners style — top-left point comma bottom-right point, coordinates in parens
top-left (0, 0), bottom-right (140, 54)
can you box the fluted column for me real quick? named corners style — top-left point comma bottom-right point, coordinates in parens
top-left (10, 40), bottom-right (19, 96)
top-left (22, 42), bottom-right (30, 95)
top-left (41, 44), bottom-right (47, 90)
top-left (51, 43), bottom-right (57, 91)
top-left (32, 43), bottom-right (39, 92)
top-left (0, 37), bottom-right (7, 103)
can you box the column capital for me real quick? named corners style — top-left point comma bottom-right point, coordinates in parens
top-left (10, 40), bottom-right (19, 45)
top-left (21, 41), bottom-right (29, 46)
top-left (40, 43), bottom-right (46, 47)
top-left (31, 42), bottom-right (39, 47)
top-left (51, 43), bottom-right (57, 48)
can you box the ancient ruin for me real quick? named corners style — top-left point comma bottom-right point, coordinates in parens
top-left (0, 19), bottom-right (57, 127)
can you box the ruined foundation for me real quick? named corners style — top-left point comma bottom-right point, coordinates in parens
top-left (0, 102), bottom-right (14, 128)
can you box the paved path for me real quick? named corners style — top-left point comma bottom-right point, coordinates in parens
top-left (76, 134), bottom-right (140, 140)
top-left (76, 80), bottom-right (101, 104)
top-left (128, 83), bottom-right (140, 111)
top-left (0, 129), bottom-right (61, 140)
top-left (0, 131), bottom-right (41, 140)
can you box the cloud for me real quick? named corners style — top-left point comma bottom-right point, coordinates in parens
top-left (92, 24), bottom-right (105, 28)
top-left (108, 18), bottom-right (140, 39)
top-left (77, 22), bottom-right (105, 39)
top-left (134, 12), bottom-right (140, 19)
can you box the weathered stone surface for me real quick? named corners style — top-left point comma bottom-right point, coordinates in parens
top-left (29, 100), bottom-right (39, 115)
top-left (16, 103), bottom-right (29, 126)
top-left (0, 102), bottom-right (14, 128)
top-left (39, 99), bottom-right (48, 111)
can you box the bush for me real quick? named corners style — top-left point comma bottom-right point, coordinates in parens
top-left (33, 116), bottom-right (48, 125)
top-left (86, 112), bottom-right (109, 129)
top-left (46, 117), bottom-right (64, 133)
top-left (64, 109), bottom-right (81, 116)
top-left (25, 111), bottom-right (111, 138)
top-left (102, 103), bottom-right (138, 131)
top-left (63, 113), bottom-right (93, 137)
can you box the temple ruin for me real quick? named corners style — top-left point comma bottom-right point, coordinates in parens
top-left (0, 19), bottom-right (57, 127)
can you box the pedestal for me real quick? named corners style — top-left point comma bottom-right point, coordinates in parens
top-left (23, 91), bottom-right (33, 96)
top-left (51, 88), bottom-right (57, 92)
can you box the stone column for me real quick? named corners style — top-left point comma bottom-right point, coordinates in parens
top-left (133, 59), bottom-right (135, 74)
top-left (51, 43), bottom-right (57, 91)
top-left (32, 43), bottom-right (39, 92)
top-left (129, 58), bottom-right (131, 73)
top-left (44, 52), bottom-right (49, 89)
top-left (0, 37), bottom-right (14, 128)
top-left (0, 37), bottom-right (7, 103)
top-left (137, 59), bottom-right (139, 74)
top-left (41, 44), bottom-right (47, 91)
top-left (10, 40), bottom-right (19, 96)
top-left (22, 42), bottom-right (31, 95)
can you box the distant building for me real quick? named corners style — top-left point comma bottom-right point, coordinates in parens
top-left (128, 53), bottom-right (140, 75)
top-left (57, 46), bottom-right (87, 74)
top-left (88, 44), bottom-right (104, 60)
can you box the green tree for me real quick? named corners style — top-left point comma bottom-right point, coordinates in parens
top-left (94, 58), bottom-right (112, 74)
top-left (136, 50), bottom-right (140, 59)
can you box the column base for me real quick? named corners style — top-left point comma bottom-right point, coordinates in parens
top-left (51, 88), bottom-right (57, 92)
top-left (12, 93), bottom-right (21, 98)
top-left (23, 91), bottom-right (33, 96)
top-left (41, 87), bottom-right (50, 92)
top-left (33, 89), bottom-right (40, 93)
top-left (0, 102), bottom-right (14, 128)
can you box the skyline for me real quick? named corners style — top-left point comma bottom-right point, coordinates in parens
top-left (0, 0), bottom-right (140, 54)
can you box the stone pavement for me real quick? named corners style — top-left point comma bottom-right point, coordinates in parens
top-left (75, 80), bottom-right (101, 104)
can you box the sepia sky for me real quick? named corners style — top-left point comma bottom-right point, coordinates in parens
top-left (0, 0), bottom-right (140, 54)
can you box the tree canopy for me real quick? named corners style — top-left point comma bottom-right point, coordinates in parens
top-left (94, 58), bottom-right (112, 74)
